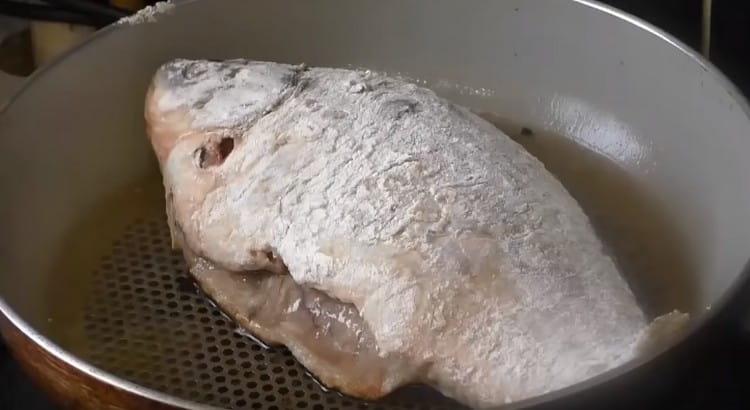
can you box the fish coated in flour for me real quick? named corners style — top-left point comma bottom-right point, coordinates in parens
top-left (145, 59), bottom-right (687, 408)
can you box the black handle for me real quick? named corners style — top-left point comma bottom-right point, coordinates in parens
top-left (43, 0), bottom-right (129, 20)
top-left (0, 0), bottom-right (132, 27)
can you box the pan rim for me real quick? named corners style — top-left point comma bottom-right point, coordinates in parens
top-left (0, 0), bottom-right (749, 408)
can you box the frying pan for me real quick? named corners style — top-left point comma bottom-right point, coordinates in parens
top-left (1, 0), bottom-right (750, 409)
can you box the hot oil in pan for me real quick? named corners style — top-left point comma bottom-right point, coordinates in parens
top-left (43, 175), bottom-right (168, 365)
top-left (44, 174), bottom-right (463, 409)
top-left (43, 121), bottom-right (698, 409)
top-left (481, 114), bottom-right (698, 317)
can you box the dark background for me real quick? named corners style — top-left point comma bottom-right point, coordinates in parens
top-left (607, 0), bottom-right (750, 95)
top-left (1, 1), bottom-right (749, 409)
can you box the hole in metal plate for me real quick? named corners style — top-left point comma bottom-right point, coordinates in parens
top-left (81, 218), bottom-right (461, 409)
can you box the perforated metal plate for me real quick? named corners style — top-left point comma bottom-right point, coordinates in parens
top-left (81, 217), bottom-right (461, 410)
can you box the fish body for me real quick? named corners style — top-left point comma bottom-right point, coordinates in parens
top-left (146, 59), bottom-right (683, 408)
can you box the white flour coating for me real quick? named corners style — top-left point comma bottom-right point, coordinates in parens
top-left (117, 0), bottom-right (175, 25)
top-left (155, 59), bottom-right (299, 130)
top-left (147, 59), bottom-right (688, 408)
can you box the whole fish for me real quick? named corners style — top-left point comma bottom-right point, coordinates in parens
top-left (145, 59), bottom-right (686, 408)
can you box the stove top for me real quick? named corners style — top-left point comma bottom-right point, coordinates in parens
top-left (1, 1), bottom-right (749, 409)
top-left (0, 342), bottom-right (56, 409)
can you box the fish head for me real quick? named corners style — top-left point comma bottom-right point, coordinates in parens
top-left (146, 58), bottom-right (300, 166)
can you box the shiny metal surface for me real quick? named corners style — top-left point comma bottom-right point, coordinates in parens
top-left (0, 0), bottom-right (749, 408)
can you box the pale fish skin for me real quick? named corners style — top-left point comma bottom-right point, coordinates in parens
top-left (146, 59), bottom-right (687, 408)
